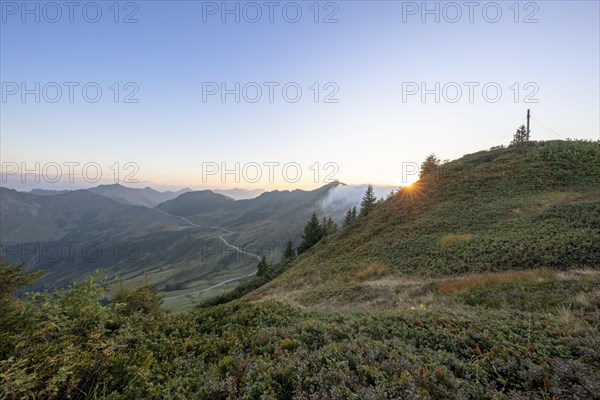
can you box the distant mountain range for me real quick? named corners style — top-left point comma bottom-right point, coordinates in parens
top-left (0, 181), bottom-right (362, 309)
top-left (25, 184), bottom-right (265, 207)
top-left (213, 188), bottom-right (265, 200)
top-left (87, 184), bottom-right (192, 208)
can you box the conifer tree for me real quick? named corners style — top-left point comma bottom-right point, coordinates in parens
top-left (511, 125), bottom-right (528, 145)
top-left (419, 153), bottom-right (440, 180)
top-left (322, 216), bottom-right (338, 235)
top-left (359, 185), bottom-right (377, 217)
top-left (282, 239), bottom-right (296, 263)
top-left (344, 208), bottom-right (354, 226)
top-left (256, 256), bottom-right (269, 277)
top-left (297, 212), bottom-right (324, 254)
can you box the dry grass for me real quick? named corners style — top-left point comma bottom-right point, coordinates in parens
top-left (437, 233), bottom-right (473, 249)
top-left (435, 269), bottom-right (555, 295)
top-left (252, 268), bottom-right (599, 313)
top-left (574, 292), bottom-right (592, 308)
top-left (351, 263), bottom-right (390, 283)
top-left (555, 305), bottom-right (588, 334)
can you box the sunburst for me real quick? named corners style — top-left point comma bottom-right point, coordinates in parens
top-left (398, 181), bottom-right (425, 199)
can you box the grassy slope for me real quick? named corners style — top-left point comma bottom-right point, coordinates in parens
top-left (2, 183), bottom-right (345, 312)
top-left (0, 189), bottom-right (259, 307)
top-left (4, 141), bottom-right (600, 399)
top-left (247, 140), bottom-right (600, 308)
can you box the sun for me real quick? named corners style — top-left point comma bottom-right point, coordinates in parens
top-left (395, 175), bottom-right (419, 188)
top-left (396, 179), bottom-right (425, 199)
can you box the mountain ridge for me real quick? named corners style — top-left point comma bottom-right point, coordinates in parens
top-left (246, 140), bottom-right (600, 309)
top-left (0, 181), bottom-right (350, 310)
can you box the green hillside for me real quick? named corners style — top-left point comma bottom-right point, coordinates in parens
top-left (2, 140), bottom-right (599, 399)
top-left (0, 189), bottom-right (257, 306)
top-left (248, 140), bottom-right (600, 308)
top-left (158, 182), bottom-right (344, 248)
top-left (0, 184), bottom-right (345, 311)
top-left (157, 190), bottom-right (235, 217)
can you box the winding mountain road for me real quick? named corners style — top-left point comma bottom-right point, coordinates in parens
top-left (154, 208), bottom-right (261, 300)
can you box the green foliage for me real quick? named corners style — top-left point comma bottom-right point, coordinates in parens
top-left (297, 212), bottom-right (325, 255)
top-left (359, 185), bottom-right (377, 217)
top-left (251, 140), bottom-right (600, 305)
top-left (1, 273), bottom-right (115, 398)
top-left (344, 208), bottom-right (353, 226)
top-left (256, 256), bottom-right (270, 277)
top-left (0, 258), bottom-right (41, 296)
top-left (419, 153), bottom-right (441, 180)
top-left (197, 275), bottom-right (270, 308)
top-left (2, 267), bottom-right (599, 399)
top-left (282, 239), bottom-right (296, 264)
top-left (0, 258), bottom-right (43, 357)
top-left (113, 277), bottom-right (163, 316)
top-left (1, 181), bottom-right (344, 313)
top-left (452, 273), bottom-right (600, 311)
top-left (322, 216), bottom-right (338, 236)
top-left (2, 141), bottom-right (599, 399)
top-left (197, 259), bottom-right (293, 309)
top-left (511, 124), bottom-right (529, 145)
top-left (297, 213), bottom-right (340, 256)
top-left (344, 206), bottom-right (358, 227)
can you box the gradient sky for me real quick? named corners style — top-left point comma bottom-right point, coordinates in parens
top-left (1, 0), bottom-right (599, 190)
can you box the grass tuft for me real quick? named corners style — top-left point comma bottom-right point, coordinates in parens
top-left (434, 269), bottom-right (555, 295)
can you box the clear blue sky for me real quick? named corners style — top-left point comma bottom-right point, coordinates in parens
top-left (1, 0), bottom-right (598, 190)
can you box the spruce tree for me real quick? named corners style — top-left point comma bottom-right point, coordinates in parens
top-left (419, 153), bottom-right (440, 180)
top-left (297, 212), bottom-right (324, 254)
top-left (256, 256), bottom-right (269, 277)
top-left (344, 208), bottom-right (354, 226)
top-left (511, 125), bottom-right (528, 145)
top-left (322, 216), bottom-right (338, 235)
top-left (351, 206), bottom-right (357, 219)
top-left (359, 185), bottom-right (377, 217)
top-left (282, 239), bottom-right (296, 263)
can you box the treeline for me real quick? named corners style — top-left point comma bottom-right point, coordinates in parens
top-left (199, 185), bottom-right (384, 307)
top-left (197, 242), bottom-right (298, 308)
top-left (299, 184), bottom-right (385, 254)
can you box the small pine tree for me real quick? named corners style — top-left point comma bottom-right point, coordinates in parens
top-left (282, 239), bottom-right (296, 263)
top-left (344, 207), bottom-right (359, 227)
top-left (419, 153), bottom-right (440, 180)
top-left (330, 217), bottom-right (338, 233)
top-left (297, 212), bottom-right (324, 255)
top-left (344, 208), bottom-right (354, 226)
top-left (322, 217), bottom-right (338, 235)
top-left (256, 256), bottom-right (269, 277)
top-left (359, 185), bottom-right (377, 217)
top-left (511, 125), bottom-right (528, 145)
